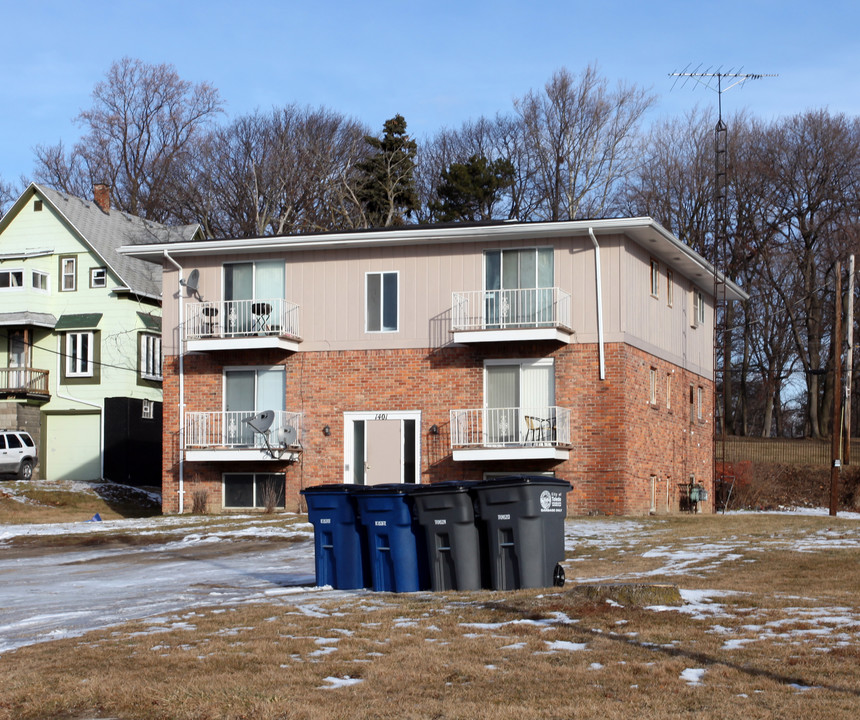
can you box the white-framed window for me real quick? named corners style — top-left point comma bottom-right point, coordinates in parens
top-left (366, 271), bottom-right (399, 332)
top-left (484, 358), bottom-right (554, 444)
top-left (666, 373), bottom-right (672, 410)
top-left (0, 269), bottom-right (24, 289)
top-left (140, 333), bottom-right (162, 380)
top-left (666, 269), bottom-right (674, 307)
top-left (142, 399), bottom-right (154, 420)
top-left (32, 270), bottom-right (49, 292)
top-left (60, 257), bottom-right (76, 291)
top-left (649, 368), bottom-right (657, 405)
top-left (90, 267), bottom-right (107, 288)
top-left (692, 289), bottom-right (705, 327)
top-left (66, 331), bottom-right (94, 377)
top-left (697, 386), bottom-right (704, 421)
top-left (650, 259), bottom-right (660, 297)
top-left (223, 366), bottom-right (286, 447)
top-left (223, 472), bottom-right (285, 509)
top-left (484, 247), bottom-right (554, 327)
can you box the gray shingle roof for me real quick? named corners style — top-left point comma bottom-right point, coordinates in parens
top-left (33, 184), bottom-right (201, 299)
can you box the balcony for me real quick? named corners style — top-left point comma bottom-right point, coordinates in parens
top-left (184, 410), bottom-right (303, 462)
top-left (0, 368), bottom-right (50, 401)
top-left (184, 298), bottom-right (301, 352)
top-left (449, 406), bottom-right (571, 461)
top-left (451, 288), bottom-right (573, 343)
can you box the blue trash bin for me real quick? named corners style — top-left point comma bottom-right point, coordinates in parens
top-left (354, 484), bottom-right (429, 592)
top-left (471, 476), bottom-right (572, 590)
top-left (301, 484), bottom-right (369, 590)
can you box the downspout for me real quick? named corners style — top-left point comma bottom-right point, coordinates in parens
top-left (163, 250), bottom-right (185, 513)
top-left (587, 227), bottom-right (606, 380)
top-left (55, 337), bottom-right (104, 478)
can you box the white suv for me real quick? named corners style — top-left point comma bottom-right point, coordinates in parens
top-left (0, 430), bottom-right (36, 480)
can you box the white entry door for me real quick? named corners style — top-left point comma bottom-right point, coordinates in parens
top-left (366, 420), bottom-right (402, 485)
top-left (345, 411), bottom-right (420, 485)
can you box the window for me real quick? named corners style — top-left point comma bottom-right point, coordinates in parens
top-left (90, 267), bottom-right (107, 288)
top-left (224, 366), bottom-right (285, 447)
top-left (485, 247), bottom-right (554, 327)
top-left (697, 386), bottom-right (704, 421)
top-left (33, 200), bottom-right (43, 212)
top-left (666, 373), bottom-right (672, 410)
top-left (66, 332), bottom-right (94, 377)
top-left (692, 289), bottom-right (705, 326)
top-left (60, 256), bottom-right (76, 291)
top-left (689, 384), bottom-right (696, 423)
top-left (366, 271), bottom-right (398, 332)
top-left (223, 260), bottom-right (285, 334)
top-left (485, 358), bottom-right (554, 443)
top-left (0, 269), bottom-right (24, 289)
top-left (666, 270), bottom-right (674, 306)
top-left (142, 399), bottom-right (154, 420)
top-left (649, 368), bottom-right (657, 405)
top-left (140, 333), bottom-right (162, 380)
top-left (32, 270), bottom-right (49, 292)
top-left (223, 473), bottom-right (285, 509)
top-left (650, 259), bottom-right (660, 297)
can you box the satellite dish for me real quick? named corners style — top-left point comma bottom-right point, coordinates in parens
top-left (243, 410), bottom-right (275, 434)
top-left (180, 269), bottom-right (201, 298)
top-left (278, 425), bottom-right (298, 447)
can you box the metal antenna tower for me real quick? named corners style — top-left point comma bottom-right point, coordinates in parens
top-left (669, 66), bottom-right (776, 510)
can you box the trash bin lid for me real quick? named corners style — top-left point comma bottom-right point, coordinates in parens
top-left (301, 483), bottom-right (367, 495)
top-left (411, 480), bottom-right (476, 494)
top-left (473, 475), bottom-right (572, 491)
top-left (362, 483), bottom-right (422, 494)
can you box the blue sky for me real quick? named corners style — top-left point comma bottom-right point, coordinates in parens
top-left (1, 0), bottom-right (857, 189)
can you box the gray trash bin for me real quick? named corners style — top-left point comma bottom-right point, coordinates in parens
top-left (412, 481), bottom-right (483, 591)
top-left (471, 475), bottom-right (571, 590)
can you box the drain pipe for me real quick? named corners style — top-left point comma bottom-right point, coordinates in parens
top-left (163, 250), bottom-right (186, 513)
top-left (55, 337), bottom-right (104, 478)
top-left (587, 227), bottom-right (606, 381)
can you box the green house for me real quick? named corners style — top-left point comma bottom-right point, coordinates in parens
top-left (0, 183), bottom-right (202, 484)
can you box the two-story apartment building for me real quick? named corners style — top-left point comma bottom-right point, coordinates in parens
top-left (0, 183), bottom-right (201, 483)
top-left (122, 218), bottom-right (745, 515)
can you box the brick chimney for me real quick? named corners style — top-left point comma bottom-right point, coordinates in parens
top-left (93, 183), bottom-right (110, 213)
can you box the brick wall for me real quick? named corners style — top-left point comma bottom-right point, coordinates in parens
top-left (161, 342), bottom-right (713, 515)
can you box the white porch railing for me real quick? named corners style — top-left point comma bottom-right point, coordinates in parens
top-left (185, 298), bottom-right (300, 341)
top-left (0, 367), bottom-right (50, 396)
top-left (452, 288), bottom-right (572, 332)
top-left (449, 406), bottom-right (571, 448)
top-left (185, 410), bottom-right (303, 449)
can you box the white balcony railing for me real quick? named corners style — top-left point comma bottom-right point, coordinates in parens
top-left (449, 406), bottom-right (571, 448)
top-left (185, 410), bottom-right (303, 450)
top-left (0, 367), bottom-right (50, 397)
top-left (452, 288), bottom-right (572, 332)
top-left (185, 298), bottom-right (300, 341)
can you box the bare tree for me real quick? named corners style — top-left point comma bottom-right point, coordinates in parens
top-left (622, 107), bottom-right (715, 254)
top-left (754, 111), bottom-right (860, 438)
top-left (173, 106), bottom-right (368, 236)
top-left (35, 57), bottom-right (223, 222)
top-left (515, 65), bottom-right (654, 220)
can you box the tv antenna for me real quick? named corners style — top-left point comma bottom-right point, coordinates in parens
top-left (669, 65), bottom-right (776, 509)
top-left (243, 410), bottom-right (300, 461)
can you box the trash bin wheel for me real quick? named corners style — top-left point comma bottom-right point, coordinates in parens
top-left (553, 563), bottom-right (565, 588)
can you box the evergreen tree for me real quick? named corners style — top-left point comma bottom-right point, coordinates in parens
top-left (356, 114), bottom-right (418, 226)
top-left (430, 154), bottom-right (515, 222)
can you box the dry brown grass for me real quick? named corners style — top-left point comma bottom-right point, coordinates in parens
top-left (0, 480), bottom-right (160, 524)
top-left (1, 513), bottom-right (859, 719)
